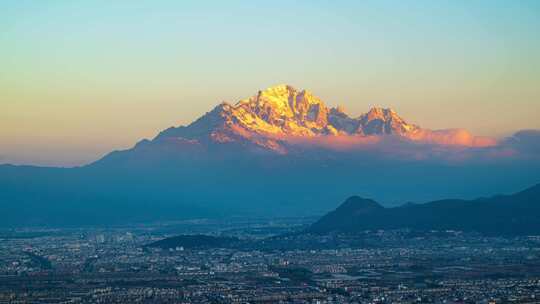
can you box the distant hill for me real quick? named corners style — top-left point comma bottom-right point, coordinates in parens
top-left (309, 183), bottom-right (540, 236)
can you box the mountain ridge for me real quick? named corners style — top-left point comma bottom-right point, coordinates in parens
top-left (309, 183), bottom-right (540, 236)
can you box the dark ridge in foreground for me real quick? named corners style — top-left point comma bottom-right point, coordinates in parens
top-left (308, 183), bottom-right (540, 236)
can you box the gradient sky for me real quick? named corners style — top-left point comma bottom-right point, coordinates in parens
top-left (1, 0), bottom-right (539, 166)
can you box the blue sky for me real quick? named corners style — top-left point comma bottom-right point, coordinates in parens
top-left (1, 0), bottom-right (539, 165)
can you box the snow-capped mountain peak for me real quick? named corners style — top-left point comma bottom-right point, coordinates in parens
top-left (154, 85), bottom-right (494, 153)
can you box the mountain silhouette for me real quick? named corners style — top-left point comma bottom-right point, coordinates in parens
top-left (309, 184), bottom-right (540, 236)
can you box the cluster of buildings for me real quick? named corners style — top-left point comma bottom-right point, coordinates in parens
top-left (1, 223), bottom-right (540, 303)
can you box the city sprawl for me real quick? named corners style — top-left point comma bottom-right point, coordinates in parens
top-left (1, 219), bottom-right (540, 304)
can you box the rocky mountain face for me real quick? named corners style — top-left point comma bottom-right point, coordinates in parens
top-left (150, 84), bottom-right (487, 155)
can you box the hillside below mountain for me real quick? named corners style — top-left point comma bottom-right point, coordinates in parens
top-left (309, 183), bottom-right (540, 236)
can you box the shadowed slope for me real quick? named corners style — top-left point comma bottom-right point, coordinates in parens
top-left (309, 184), bottom-right (540, 236)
